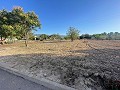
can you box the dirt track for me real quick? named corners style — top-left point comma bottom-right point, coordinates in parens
top-left (0, 40), bottom-right (120, 90)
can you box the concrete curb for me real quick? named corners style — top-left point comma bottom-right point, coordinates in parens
top-left (0, 63), bottom-right (77, 90)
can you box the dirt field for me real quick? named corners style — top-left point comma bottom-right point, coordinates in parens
top-left (0, 40), bottom-right (120, 90)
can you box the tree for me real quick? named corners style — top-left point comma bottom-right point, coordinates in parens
top-left (12, 7), bottom-right (41, 47)
top-left (39, 34), bottom-right (48, 41)
top-left (92, 34), bottom-right (101, 40)
top-left (67, 27), bottom-right (80, 41)
top-left (0, 9), bottom-right (9, 40)
top-left (80, 34), bottom-right (92, 39)
top-left (64, 36), bottom-right (70, 40)
top-left (49, 34), bottom-right (62, 40)
top-left (0, 7), bottom-right (41, 46)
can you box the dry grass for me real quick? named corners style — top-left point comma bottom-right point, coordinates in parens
top-left (0, 40), bottom-right (88, 56)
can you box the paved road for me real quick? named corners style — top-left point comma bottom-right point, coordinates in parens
top-left (0, 69), bottom-right (51, 90)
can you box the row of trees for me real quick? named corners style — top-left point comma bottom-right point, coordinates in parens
top-left (32, 27), bottom-right (80, 41)
top-left (0, 7), bottom-right (41, 46)
top-left (80, 32), bottom-right (120, 40)
top-left (38, 31), bottom-right (120, 41)
top-left (34, 34), bottom-right (62, 41)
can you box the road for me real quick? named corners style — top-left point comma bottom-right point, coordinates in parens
top-left (0, 69), bottom-right (51, 90)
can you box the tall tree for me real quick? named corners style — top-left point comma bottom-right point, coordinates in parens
top-left (12, 7), bottom-right (41, 46)
top-left (0, 9), bottom-right (9, 40)
top-left (0, 7), bottom-right (41, 46)
top-left (67, 27), bottom-right (80, 41)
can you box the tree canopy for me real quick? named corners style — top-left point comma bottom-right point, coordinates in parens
top-left (80, 32), bottom-right (120, 40)
top-left (39, 34), bottom-right (49, 41)
top-left (67, 27), bottom-right (80, 41)
top-left (0, 6), bottom-right (41, 46)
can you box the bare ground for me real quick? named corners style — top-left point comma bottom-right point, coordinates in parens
top-left (0, 40), bottom-right (120, 90)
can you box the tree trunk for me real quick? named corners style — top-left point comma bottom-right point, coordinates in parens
top-left (25, 39), bottom-right (28, 47)
top-left (25, 32), bottom-right (28, 47)
top-left (10, 35), bottom-right (13, 43)
top-left (71, 37), bottom-right (74, 42)
top-left (0, 36), bottom-right (2, 40)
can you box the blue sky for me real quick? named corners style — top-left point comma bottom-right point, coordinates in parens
top-left (0, 0), bottom-right (120, 35)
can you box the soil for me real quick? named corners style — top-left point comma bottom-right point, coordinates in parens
top-left (0, 40), bottom-right (120, 90)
